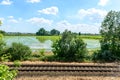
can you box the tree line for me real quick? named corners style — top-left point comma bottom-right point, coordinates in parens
top-left (0, 28), bottom-right (99, 36)
top-left (36, 28), bottom-right (60, 36)
top-left (0, 30), bottom-right (35, 36)
top-left (0, 28), bottom-right (61, 36)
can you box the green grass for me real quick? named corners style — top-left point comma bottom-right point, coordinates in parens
top-left (80, 35), bottom-right (101, 39)
top-left (36, 36), bottom-right (61, 42)
top-left (36, 35), bottom-right (101, 42)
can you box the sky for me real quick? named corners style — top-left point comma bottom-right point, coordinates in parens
top-left (0, 0), bottom-right (120, 34)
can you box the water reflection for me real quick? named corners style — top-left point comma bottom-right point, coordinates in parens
top-left (4, 36), bottom-right (100, 51)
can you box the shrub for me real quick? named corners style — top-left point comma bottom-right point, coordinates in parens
top-left (0, 64), bottom-right (17, 80)
top-left (39, 49), bottom-right (45, 56)
top-left (6, 42), bottom-right (32, 61)
top-left (0, 34), bottom-right (7, 61)
top-left (0, 34), bottom-right (3, 39)
top-left (14, 60), bottom-right (21, 67)
top-left (0, 34), bottom-right (5, 53)
top-left (92, 50), bottom-right (120, 62)
top-left (52, 30), bottom-right (88, 62)
top-left (93, 11), bottom-right (120, 62)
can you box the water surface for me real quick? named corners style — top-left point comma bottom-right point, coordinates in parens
top-left (4, 36), bottom-right (100, 51)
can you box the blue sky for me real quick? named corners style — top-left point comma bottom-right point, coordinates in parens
top-left (0, 0), bottom-right (120, 34)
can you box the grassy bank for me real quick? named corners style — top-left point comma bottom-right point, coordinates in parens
top-left (36, 35), bottom-right (101, 42)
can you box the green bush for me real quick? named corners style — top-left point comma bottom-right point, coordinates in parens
top-left (52, 30), bottom-right (88, 62)
top-left (93, 11), bottom-right (120, 62)
top-left (0, 34), bottom-right (7, 61)
top-left (92, 50), bottom-right (120, 62)
top-left (14, 60), bottom-right (21, 67)
top-left (0, 34), bottom-right (3, 39)
top-left (39, 49), bottom-right (45, 56)
top-left (0, 34), bottom-right (5, 53)
top-left (0, 64), bottom-right (17, 80)
top-left (6, 42), bottom-right (32, 61)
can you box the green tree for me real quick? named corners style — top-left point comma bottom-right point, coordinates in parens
top-left (36, 28), bottom-right (49, 36)
top-left (93, 11), bottom-right (120, 62)
top-left (52, 30), bottom-right (88, 62)
top-left (0, 30), bottom-right (5, 35)
top-left (50, 29), bottom-right (60, 35)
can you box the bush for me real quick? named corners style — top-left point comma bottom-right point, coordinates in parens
top-left (39, 49), bottom-right (45, 56)
top-left (0, 64), bottom-right (17, 80)
top-left (52, 30), bottom-right (88, 62)
top-left (0, 34), bottom-right (5, 53)
top-left (0, 34), bottom-right (7, 61)
top-left (93, 11), bottom-right (120, 62)
top-left (0, 34), bottom-right (3, 39)
top-left (6, 42), bottom-right (32, 61)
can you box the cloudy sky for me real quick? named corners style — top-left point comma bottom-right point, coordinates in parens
top-left (0, 0), bottom-right (119, 33)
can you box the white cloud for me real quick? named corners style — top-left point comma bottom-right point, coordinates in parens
top-left (78, 8), bottom-right (107, 20)
top-left (0, 0), bottom-right (12, 5)
top-left (56, 20), bottom-right (100, 34)
top-left (27, 17), bottom-right (53, 25)
top-left (8, 16), bottom-right (14, 19)
top-left (26, 0), bottom-right (41, 3)
top-left (8, 16), bottom-right (19, 23)
top-left (9, 19), bottom-right (19, 23)
top-left (38, 6), bottom-right (58, 15)
top-left (98, 0), bottom-right (109, 6)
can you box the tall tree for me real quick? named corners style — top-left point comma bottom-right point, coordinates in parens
top-left (36, 28), bottom-right (49, 36)
top-left (52, 30), bottom-right (88, 61)
top-left (94, 11), bottom-right (120, 61)
top-left (50, 29), bottom-right (60, 35)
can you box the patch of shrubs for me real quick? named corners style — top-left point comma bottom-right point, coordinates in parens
top-left (5, 42), bottom-right (32, 61)
top-left (52, 30), bottom-right (89, 62)
top-left (0, 40), bottom-right (32, 61)
top-left (0, 35), bottom-right (7, 61)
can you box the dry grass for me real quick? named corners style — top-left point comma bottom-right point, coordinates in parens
top-left (14, 76), bottom-right (120, 80)
top-left (2, 61), bottom-right (116, 66)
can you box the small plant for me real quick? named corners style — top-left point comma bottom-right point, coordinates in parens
top-left (39, 49), bottom-right (45, 56)
top-left (0, 64), bottom-right (17, 80)
top-left (14, 60), bottom-right (21, 67)
top-left (0, 54), bottom-right (11, 62)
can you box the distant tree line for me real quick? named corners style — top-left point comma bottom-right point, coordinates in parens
top-left (0, 30), bottom-right (35, 36)
top-left (36, 28), bottom-right (60, 36)
top-left (0, 28), bottom-right (100, 36)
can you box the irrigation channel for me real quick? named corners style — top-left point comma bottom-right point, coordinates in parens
top-left (7, 63), bottom-right (120, 77)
